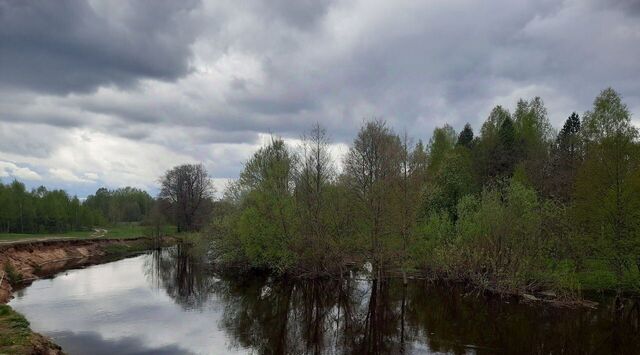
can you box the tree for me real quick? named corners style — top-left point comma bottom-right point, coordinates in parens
top-left (573, 88), bottom-right (640, 281)
top-left (159, 163), bottom-right (214, 232)
top-left (557, 112), bottom-right (581, 159)
top-left (457, 123), bottom-right (474, 148)
top-left (422, 146), bottom-right (476, 220)
top-left (512, 97), bottom-right (553, 192)
top-left (344, 120), bottom-right (403, 271)
top-left (84, 187), bottom-right (154, 223)
top-left (427, 124), bottom-right (457, 180)
top-left (475, 106), bottom-right (513, 185)
top-left (294, 123), bottom-right (337, 271)
top-left (410, 140), bottom-right (429, 182)
top-left (496, 116), bottom-right (517, 177)
top-left (235, 138), bottom-right (297, 271)
top-left (547, 112), bottom-right (582, 201)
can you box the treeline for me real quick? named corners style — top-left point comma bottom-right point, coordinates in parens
top-left (0, 182), bottom-right (154, 234)
top-left (211, 88), bottom-right (640, 295)
top-left (84, 187), bottom-right (154, 223)
top-left (0, 181), bottom-right (103, 233)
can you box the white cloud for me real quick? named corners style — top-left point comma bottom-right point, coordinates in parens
top-left (49, 168), bottom-right (94, 184)
top-left (0, 161), bottom-right (42, 181)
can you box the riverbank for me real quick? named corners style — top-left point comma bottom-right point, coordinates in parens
top-left (0, 237), bottom-right (176, 354)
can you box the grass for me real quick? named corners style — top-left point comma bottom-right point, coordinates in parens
top-left (0, 230), bottom-right (92, 242)
top-left (0, 223), bottom-right (177, 243)
top-left (0, 304), bottom-right (32, 354)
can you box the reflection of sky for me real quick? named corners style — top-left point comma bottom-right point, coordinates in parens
top-left (9, 255), bottom-right (248, 355)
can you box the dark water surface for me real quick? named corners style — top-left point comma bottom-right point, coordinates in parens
top-left (9, 247), bottom-right (640, 354)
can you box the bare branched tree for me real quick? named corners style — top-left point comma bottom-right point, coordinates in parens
top-left (294, 123), bottom-right (336, 271)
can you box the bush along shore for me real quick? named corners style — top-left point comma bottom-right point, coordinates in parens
top-left (0, 236), bottom-right (176, 354)
top-left (208, 88), bottom-right (640, 306)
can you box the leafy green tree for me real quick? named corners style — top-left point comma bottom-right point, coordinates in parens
top-left (427, 124), bottom-right (457, 180)
top-left (233, 138), bottom-right (298, 271)
top-left (344, 120), bottom-right (403, 271)
top-left (512, 97), bottom-right (554, 192)
top-left (422, 146), bottom-right (476, 220)
top-left (410, 140), bottom-right (429, 182)
top-left (474, 106), bottom-right (512, 185)
top-left (573, 88), bottom-right (640, 281)
top-left (84, 186), bottom-right (154, 223)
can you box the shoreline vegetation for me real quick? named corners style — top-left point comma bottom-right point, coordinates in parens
top-left (207, 87), bottom-right (640, 303)
top-left (0, 87), bottom-right (639, 353)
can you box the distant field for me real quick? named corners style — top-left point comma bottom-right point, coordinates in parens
top-left (0, 224), bottom-right (177, 243)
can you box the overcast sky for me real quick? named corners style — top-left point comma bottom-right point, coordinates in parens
top-left (1, 0), bottom-right (639, 198)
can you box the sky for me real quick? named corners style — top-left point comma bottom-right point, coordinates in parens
top-left (1, 0), bottom-right (639, 198)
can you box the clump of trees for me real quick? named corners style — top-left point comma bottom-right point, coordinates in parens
top-left (84, 187), bottom-right (154, 223)
top-left (211, 88), bottom-right (640, 295)
top-left (0, 181), bottom-right (161, 234)
top-left (0, 181), bottom-right (104, 233)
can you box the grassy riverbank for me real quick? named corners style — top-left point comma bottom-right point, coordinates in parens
top-left (0, 224), bottom-right (177, 243)
top-left (0, 304), bottom-right (31, 353)
top-left (0, 304), bottom-right (62, 354)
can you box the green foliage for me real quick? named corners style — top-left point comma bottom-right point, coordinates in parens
top-left (0, 304), bottom-right (32, 353)
top-left (547, 113), bottom-right (583, 201)
top-left (236, 190), bottom-right (297, 272)
top-left (84, 187), bottom-right (154, 224)
top-left (416, 180), bottom-right (566, 292)
top-left (457, 123), bottom-right (474, 148)
top-left (0, 181), bottom-right (105, 234)
top-left (427, 124), bottom-right (457, 179)
top-left (3, 262), bottom-right (21, 284)
top-left (422, 146), bottom-right (476, 219)
top-left (212, 138), bottom-right (298, 272)
top-left (573, 88), bottom-right (640, 285)
top-left (209, 88), bottom-right (640, 296)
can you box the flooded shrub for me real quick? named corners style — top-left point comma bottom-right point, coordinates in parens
top-left (414, 180), bottom-right (573, 293)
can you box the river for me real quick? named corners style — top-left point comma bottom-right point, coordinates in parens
top-left (8, 247), bottom-right (640, 354)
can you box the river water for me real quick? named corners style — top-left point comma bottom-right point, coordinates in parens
top-left (8, 247), bottom-right (640, 354)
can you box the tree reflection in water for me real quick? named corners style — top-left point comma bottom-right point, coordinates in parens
top-left (145, 246), bottom-right (640, 354)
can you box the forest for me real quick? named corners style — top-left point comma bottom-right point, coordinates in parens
top-left (210, 87), bottom-right (640, 297)
top-left (0, 183), bottom-right (153, 234)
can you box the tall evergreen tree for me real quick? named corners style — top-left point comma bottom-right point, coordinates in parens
top-left (547, 112), bottom-right (582, 201)
top-left (457, 123), bottom-right (474, 148)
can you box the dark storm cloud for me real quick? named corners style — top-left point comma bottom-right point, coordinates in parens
top-left (601, 0), bottom-right (640, 14)
top-left (258, 0), bottom-right (334, 29)
top-left (0, 122), bottom-right (64, 158)
top-left (0, 0), bottom-right (201, 95)
top-left (1, 0), bottom-right (640, 194)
